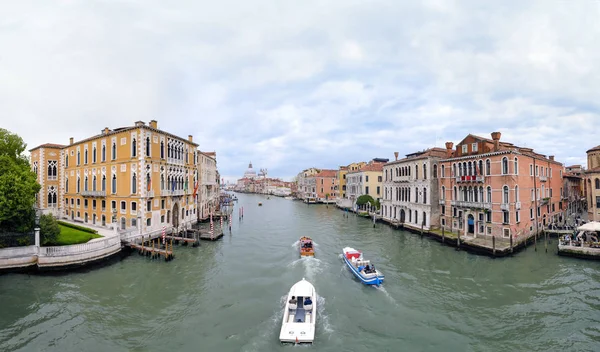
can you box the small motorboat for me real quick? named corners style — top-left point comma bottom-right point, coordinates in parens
top-left (342, 247), bottom-right (384, 286)
top-left (280, 278), bottom-right (317, 344)
top-left (258, 202), bottom-right (262, 206)
top-left (299, 237), bottom-right (314, 257)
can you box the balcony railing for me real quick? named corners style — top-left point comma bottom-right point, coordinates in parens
top-left (455, 175), bottom-right (484, 183)
top-left (501, 203), bottom-right (510, 211)
top-left (452, 200), bottom-right (492, 209)
top-left (515, 201), bottom-right (521, 210)
top-left (81, 190), bottom-right (106, 197)
top-left (439, 199), bottom-right (446, 205)
top-left (161, 189), bottom-right (186, 197)
top-left (147, 190), bottom-right (155, 198)
top-left (539, 176), bottom-right (547, 182)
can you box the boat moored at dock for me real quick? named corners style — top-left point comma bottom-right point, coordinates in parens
top-left (279, 278), bottom-right (317, 344)
top-left (342, 247), bottom-right (384, 286)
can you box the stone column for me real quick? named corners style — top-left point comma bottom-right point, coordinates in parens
top-left (35, 226), bottom-right (40, 254)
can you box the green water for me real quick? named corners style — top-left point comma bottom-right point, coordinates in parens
top-left (1, 193), bottom-right (599, 352)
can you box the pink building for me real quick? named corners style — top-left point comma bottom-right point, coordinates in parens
top-left (438, 132), bottom-right (564, 239)
top-left (309, 170), bottom-right (338, 202)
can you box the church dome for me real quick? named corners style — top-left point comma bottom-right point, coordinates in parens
top-left (244, 162), bottom-right (257, 179)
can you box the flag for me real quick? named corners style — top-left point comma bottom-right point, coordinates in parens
top-left (193, 181), bottom-right (199, 198)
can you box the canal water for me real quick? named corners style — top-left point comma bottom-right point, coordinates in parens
top-left (1, 193), bottom-right (599, 352)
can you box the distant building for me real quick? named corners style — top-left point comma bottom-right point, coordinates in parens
top-left (345, 159), bottom-right (387, 210)
top-left (296, 168), bottom-right (320, 200)
top-left (563, 165), bottom-right (585, 218)
top-left (311, 170), bottom-right (338, 202)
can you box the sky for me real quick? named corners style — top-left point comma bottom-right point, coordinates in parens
top-left (1, 0), bottom-right (599, 183)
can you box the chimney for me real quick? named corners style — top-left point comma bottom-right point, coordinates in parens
top-left (149, 120), bottom-right (157, 129)
top-left (103, 127), bottom-right (110, 134)
top-left (549, 155), bottom-right (555, 161)
top-left (69, 137), bottom-right (74, 145)
top-left (135, 120), bottom-right (145, 127)
top-left (394, 152), bottom-right (399, 161)
top-left (188, 135), bottom-right (193, 143)
top-left (445, 142), bottom-right (454, 157)
top-left (491, 132), bottom-right (501, 151)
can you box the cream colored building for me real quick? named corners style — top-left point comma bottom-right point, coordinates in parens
top-left (345, 160), bottom-right (386, 210)
top-left (198, 151), bottom-right (219, 220)
top-left (296, 167), bottom-right (320, 200)
top-left (30, 120), bottom-right (203, 234)
top-left (586, 145), bottom-right (600, 222)
top-left (338, 161), bottom-right (366, 199)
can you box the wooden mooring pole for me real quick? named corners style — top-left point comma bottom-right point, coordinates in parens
top-left (457, 231), bottom-right (461, 250)
top-left (442, 227), bottom-right (445, 244)
top-left (492, 236), bottom-right (496, 256)
top-left (510, 235), bottom-right (513, 254)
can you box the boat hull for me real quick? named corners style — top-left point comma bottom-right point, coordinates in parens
top-left (342, 254), bottom-right (384, 286)
top-left (279, 279), bottom-right (317, 343)
top-left (299, 237), bottom-right (315, 257)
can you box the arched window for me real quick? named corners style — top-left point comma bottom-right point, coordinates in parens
top-left (515, 185), bottom-right (519, 203)
top-left (433, 164), bottom-right (438, 178)
top-left (77, 177), bottom-right (81, 193)
top-left (84, 149), bottom-right (88, 164)
top-left (503, 185), bottom-right (509, 204)
top-left (146, 137), bottom-right (151, 157)
top-left (84, 176), bottom-right (88, 191)
top-left (479, 187), bottom-right (483, 203)
top-left (92, 175), bottom-right (97, 191)
top-left (486, 159), bottom-right (491, 175)
top-left (65, 178), bottom-right (69, 192)
top-left (422, 212), bottom-right (426, 226)
top-left (415, 165), bottom-right (419, 179)
top-left (487, 186), bottom-right (492, 203)
top-left (454, 186), bottom-right (458, 200)
top-left (102, 175), bottom-right (106, 191)
top-left (423, 187), bottom-right (427, 204)
top-left (132, 138), bottom-right (137, 157)
top-left (102, 145), bottom-right (106, 161)
top-left (474, 186), bottom-right (478, 202)
top-left (441, 186), bottom-right (445, 200)
top-left (111, 174), bottom-right (117, 194)
top-left (77, 151), bottom-right (81, 165)
top-left (478, 160), bottom-right (483, 176)
top-left (502, 157), bottom-right (508, 175)
top-left (441, 165), bottom-right (445, 178)
top-left (385, 169), bottom-right (388, 181)
top-left (596, 178), bottom-right (600, 189)
top-left (514, 157), bottom-right (518, 175)
top-left (146, 173), bottom-right (151, 191)
top-left (423, 164), bottom-right (427, 180)
top-left (415, 187), bottom-right (419, 203)
top-left (160, 141), bottom-right (165, 159)
top-left (458, 163), bottom-right (463, 177)
top-left (453, 163), bottom-right (457, 177)
top-left (414, 210), bottom-right (418, 225)
top-left (468, 162), bottom-right (473, 176)
top-left (161, 175), bottom-right (165, 190)
top-left (93, 147), bottom-right (96, 163)
top-left (112, 142), bottom-right (116, 160)
top-left (132, 173), bottom-right (137, 194)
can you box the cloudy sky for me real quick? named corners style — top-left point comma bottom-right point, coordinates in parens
top-left (1, 0), bottom-right (598, 182)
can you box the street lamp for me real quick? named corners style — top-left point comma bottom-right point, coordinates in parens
top-left (34, 206), bottom-right (41, 228)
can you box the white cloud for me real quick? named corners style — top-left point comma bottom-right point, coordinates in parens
top-left (0, 0), bottom-right (598, 182)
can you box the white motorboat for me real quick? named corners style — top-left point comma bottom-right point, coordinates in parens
top-left (279, 278), bottom-right (317, 344)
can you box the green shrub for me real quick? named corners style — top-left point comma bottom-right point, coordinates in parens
top-left (40, 214), bottom-right (60, 245)
top-left (56, 221), bottom-right (98, 234)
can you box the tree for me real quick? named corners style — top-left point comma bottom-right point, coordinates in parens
top-left (356, 194), bottom-right (375, 206)
top-left (40, 214), bottom-right (60, 245)
top-left (0, 129), bottom-right (40, 232)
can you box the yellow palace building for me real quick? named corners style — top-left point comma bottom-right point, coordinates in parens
top-left (30, 120), bottom-right (202, 234)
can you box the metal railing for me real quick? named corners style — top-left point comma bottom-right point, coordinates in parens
top-left (500, 203), bottom-right (510, 211)
top-left (450, 200), bottom-right (492, 209)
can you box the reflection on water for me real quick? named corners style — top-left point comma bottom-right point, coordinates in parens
top-left (0, 193), bottom-right (599, 352)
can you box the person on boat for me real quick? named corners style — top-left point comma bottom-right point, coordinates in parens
top-left (289, 296), bottom-right (297, 305)
top-left (304, 297), bottom-right (312, 305)
top-left (364, 264), bottom-right (371, 273)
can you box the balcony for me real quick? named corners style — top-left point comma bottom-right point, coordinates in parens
top-left (439, 199), bottom-right (446, 205)
top-left (393, 176), bottom-right (411, 183)
top-left (146, 190), bottom-right (155, 198)
top-left (501, 203), bottom-right (510, 211)
top-left (452, 200), bottom-right (492, 209)
top-left (515, 201), bottom-right (521, 210)
top-left (161, 190), bottom-right (186, 197)
top-left (539, 175), bottom-right (547, 182)
top-left (455, 175), bottom-right (484, 183)
top-left (81, 190), bottom-right (106, 197)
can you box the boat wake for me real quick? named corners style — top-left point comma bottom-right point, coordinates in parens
top-left (287, 257), bottom-right (325, 281)
top-left (374, 285), bottom-right (398, 306)
top-left (291, 240), bottom-right (300, 247)
top-left (240, 296), bottom-right (286, 352)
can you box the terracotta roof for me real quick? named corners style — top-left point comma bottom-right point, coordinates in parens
top-left (29, 143), bottom-right (67, 151)
top-left (359, 163), bottom-right (384, 172)
top-left (387, 147), bottom-right (448, 165)
top-left (314, 169), bottom-right (337, 177)
top-left (587, 145), bottom-right (600, 153)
